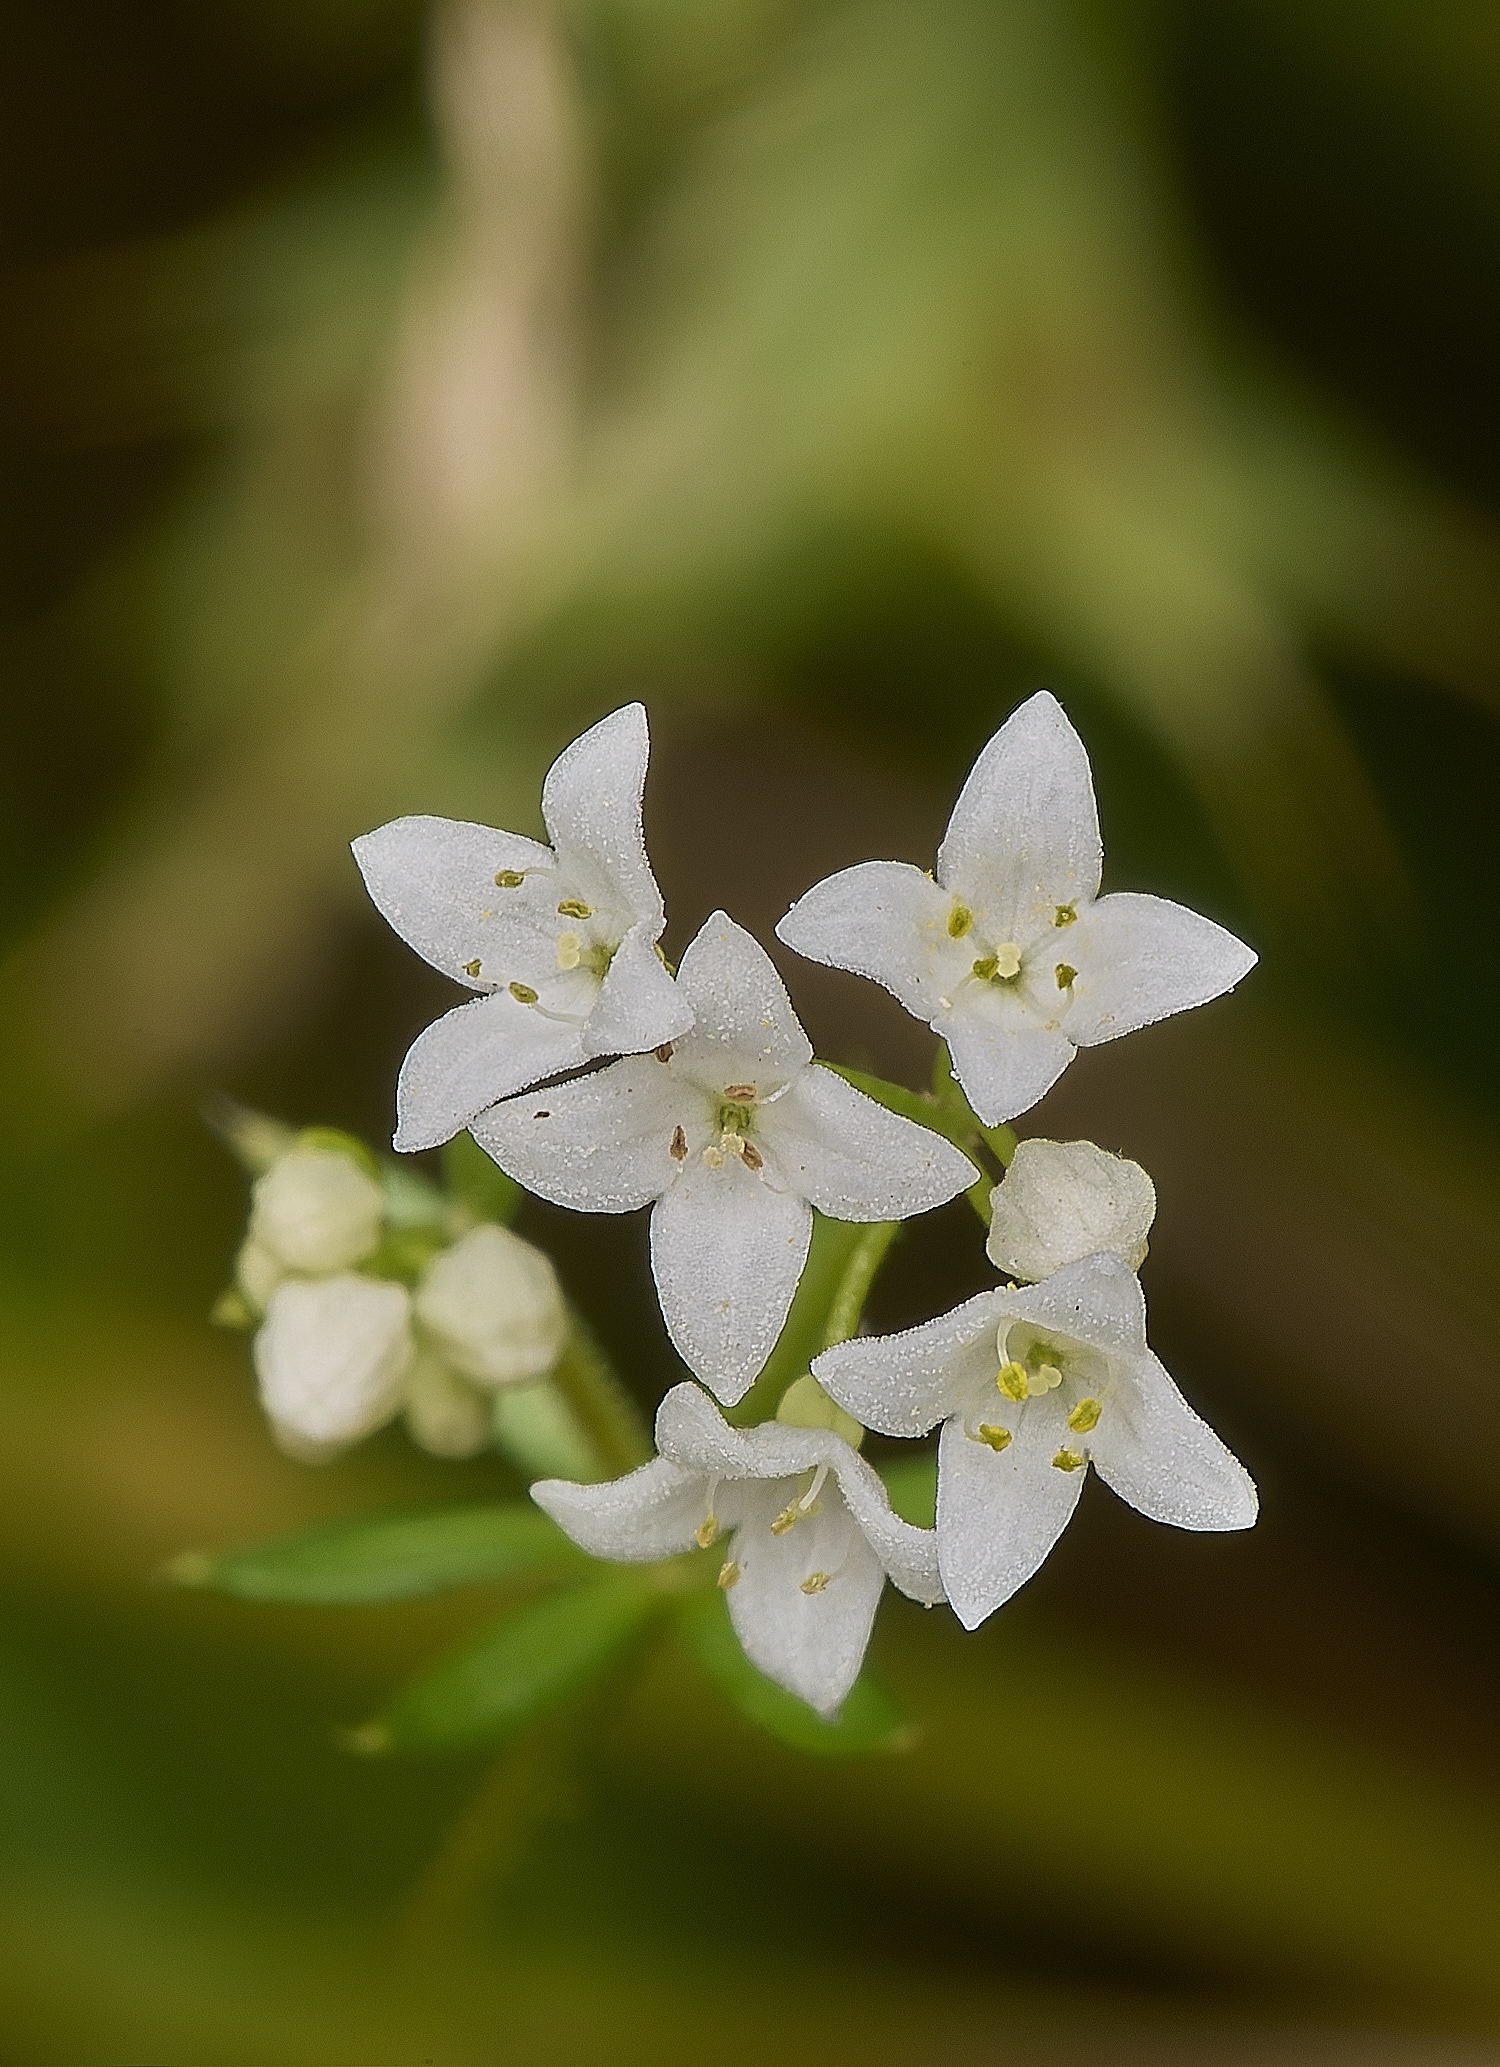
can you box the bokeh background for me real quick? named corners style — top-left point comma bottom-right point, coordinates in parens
top-left (3, 1), bottom-right (1500, 2059)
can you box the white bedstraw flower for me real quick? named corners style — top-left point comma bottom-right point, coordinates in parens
top-left (473, 912), bottom-right (977, 1405)
top-left (253, 1274), bottom-right (414, 1460)
top-left (776, 691), bottom-right (1257, 1126)
top-left (246, 1145), bottom-right (385, 1281)
top-left (533, 1382), bottom-right (943, 1717)
top-left (814, 1253), bottom-right (1256, 1630)
top-left (986, 1138), bottom-right (1155, 1282)
top-left (413, 1223), bottom-right (567, 1387)
top-left (353, 704), bottom-right (692, 1153)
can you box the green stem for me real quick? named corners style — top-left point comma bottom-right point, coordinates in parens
top-left (547, 1312), bottom-right (653, 1478)
top-left (822, 1221), bottom-right (898, 1350)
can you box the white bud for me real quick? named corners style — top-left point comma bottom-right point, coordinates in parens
top-left (253, 1273), bottom-right (412, 1456)
top-left (986, 1138), bottom-right (1155, 1283)
top-left (248, 1147), bottom-right (385, 1275)
top-left (403, 1351), bottom-right (493, 1459)
top-left (234, 1236), bottom-right (284, 1312)
top-left (414, 1223), bottom-right (566, 1388)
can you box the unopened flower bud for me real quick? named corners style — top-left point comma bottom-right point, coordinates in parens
top-left (404, 1352), bottom-right (493, 1459)
top-left (249, 1146), bottom-right (385, 1276)
top-left (234, 1236), bottom-right (285, 1312)
top-left (414, 1224), bottom-right (566, 1388)
top-left (253, 1273), bottom-right (412, 1456)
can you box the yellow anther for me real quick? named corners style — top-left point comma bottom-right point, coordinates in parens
top-left (1051, 1447), bottom-right (1084, 1473)
top-left (509, 982), bottom-right (539, 1005)
top-left (1054, 902), bottom-right (1077, 926)
top-left (770, 1500), bottom-right (801, 1535)
top-left (742, 1141), bottom-right (764, 1171)
top-left (695, 1514), bottom-right (720, 1549)
top-left (717, 1559), bottom-right (741, 1590)
top-left (557, 898), bottom-right (593, 919)
top-left (1068, 1397), bottom-right (1101, 1434)
top-left (494, 869), bottom-right (526, 888)
top-left (997, 1361), bottom-right (1030, 1402)
top-left (994, 943), bottom-right (1022, 979)
top-left (670, 1125), bottom-right (688, 1161)
top-left (1055, 963), bottom-right (1077, 989)
top-left (976, 1423), bottom-right (1013, 1452)
top-left (948, 905), bottom-right (974, 939)
top-left (463, 958), bottom-right (482, 978)
top-left (972, 956), bottom-right (998, 980)
top-left (800, 1571), bottom-right (832, 1595)
top-left (557, 931), bottom-right (583, 971)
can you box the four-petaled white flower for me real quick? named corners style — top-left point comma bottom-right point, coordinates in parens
top-left (814, 1139), bottom-right (1255, 1628)
top-left (472, 912), bottom-right (977, 1405)
top-left (354, 704), bottom-right (692, 1153)
top-left (534, 1381), bottom-right (944, 1717)
top-left (777, 691), bottom-right (1257, 1126)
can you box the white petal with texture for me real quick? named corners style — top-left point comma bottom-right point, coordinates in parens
top-left (584, 921), bottom-right (693, 1059)
top-left (1002, 1251), bottom-right (1151, 1360)
top-left (937, 692), bottom-right (1102, 936)
top-left (352, 816), bottom-right (555, 986)
top-left (937, 1400), bottom-right (1084, 1627)
top-left (760, 1065), bottom-right (975, 1220)
top-left (1065, 891), bottom-right (1257, 1049)
top-left (393, 992), bottom-right (588, 1152)
top-left (650, 1159), bottom-right (811, 1404)
top-left (776, 861), bottom-right (959, 1021)
top-left (941, 1011), bottom-right (1074, 1127)
top-left (671, 913), bottom-right (812, 1093)
top-left (532, 1456), bottom-right (709, 1560)
top-left (540, 703), bottom-right (663, 930)
top-left (814, 1290), bottom-right (1009, 1438)
top-left (1091, 1354), bottom-right (1258, 1531)
top-left (986, 1138), bottom-right (1156, 1281)
top-left (472, 1053), bottom-right (683, 1213)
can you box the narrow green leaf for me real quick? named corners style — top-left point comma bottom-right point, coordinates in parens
top-left (443, 1129), bottom-right (523, 1225)
top-left (167, 1502), bottom-right (583, 1604)
top-left (879, 1452), bottom-right (938, 1529)
top-left (674, 1594), bottom-right (911, 1757)
top-left (549, 1313), bottom-right (654, 1475)
top-left (365, 1575), bottom-right (661, 1753)
top-left (822, 1219), bottom-right (898, 1350)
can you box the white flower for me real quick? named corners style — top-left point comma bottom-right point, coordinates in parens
top-left (473, 912), bottom-right (977, 1405)
top-left (253, 1274), bottom-right (413, 1460)
top-left (814, 1252), bottom-right (1256, 1630)
top-left (776, 691), bottom-right (1257, 1126)
top-left (533, 1381), bottom-right (944, 1717)
top-left (986, 1137), bottom-right (1155, 1281)
top-left (413, 1223), bottom-right (567, 1387)
top-left (246, 1145), bottom-right (385, 1281)
top-left (353, 704), bottom-right (693, 1153)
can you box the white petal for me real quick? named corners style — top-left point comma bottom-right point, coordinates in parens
top-left (413, 1223), bottom-right (567, 1386)
top-left (540, 704), bottom-right (664, 931)
top-left (832, 1450), bottom-right (945, 1605)
top-left (1064, 891), bottom-right (1257, 1049)
top-left (471, 1053), bottom-right (683, 1212)
top-left (813, 1290), bottom-right (1011, 1438)
top-left (583, 920), bottom-right (694, 1059)
top-left (775, 861), bottom-right (961, 1022)
top-left (986, 1138), bottom-right (1156, 1281)
top-left (719, 1477), bottom-right (888, 1718)
top-left (1091, 1352), bottom-right (1258, 1531)
top-left (248, 1147), bottom-right (384, 1275)
top-left (941, 1010), bottom-right (1075, 1127)
top-left (352, 815), bottom-right (555, 987)
top-left (650, 1159), bottom-right (811, 1404)
top-left (937, 692), bottom-right (1102, 936)
top-left (937, 1399), bottom-right (1083, 1628)
top-left (532, 1456), bottom-right (708, 1561)
top-left (253, 1274), bottom-right (412, 1452)
top-left (759, 1065), bottom-right (976, 1220)
top-left (1001, 1251), bottom-right (1150, 1361)
top-left (671, 912), bottom-right (812, 1093)
top-left (393, 992), bottom-right (588, 1153)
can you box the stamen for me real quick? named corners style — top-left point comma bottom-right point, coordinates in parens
top-left (800, 1571), bottom-right (832, 1595)
top-left (741, 1142), bottom-right (763, 1171)
top-left (655, 1043), bottom-right (674, 1063)
top-left (1051, 1448), bottom-right (1085, 1472)
top-left (724, 1084), bottom-right (756, 1100)
top-left (1068, 1398), bottom-right (1101, 1433)
top-left (994, 943), bottom-right (1022, 979)
top-left (976, 1424), bottom-right (1013, 1452)
top-left (948, 905), bottom-right (974, 939)
top-left (695, 1513), bottom-right (720, 1549)
top-left (717, 1560), bottom-right (741, 1589)
top-left (508, 982), bottom-right (539, 1005)
top-left (770, 1500), bottom-right (801, 1535)
top-left (557, 898), bottom-right (593, 919)
top-left (494, 869), bottom-right (527, 888)
top-left (997, 1361), bottom-right (1030, 1402)
top-left (971, 956), bottom-right (998, 980)
top-left (799, 1462), bottom-right (829, 1512)
top-left (556, 931), bottom-right (583, 971)
top-left (1055, 963), bottom-right (1077, 989)
top-left (670, 1125), bottom-right (688, 1161)
top-left (463, 958), bottom-right (482, 978)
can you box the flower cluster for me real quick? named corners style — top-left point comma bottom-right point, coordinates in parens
top-left (227, 692), bottom-right (1257, 1725)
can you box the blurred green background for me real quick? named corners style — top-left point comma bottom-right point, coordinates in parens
top-left (3, 0), bottom-right (1500, 2059)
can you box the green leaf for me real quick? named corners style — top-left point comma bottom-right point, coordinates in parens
top-left (821, 1062), bottom-right (974, 1149)
top-left (443, 1129), bottom-right (523, 1225)
top-left (363, 1575), bottom-right (662, 1753)
top-left (725, 1212), bottom-right (872, 1425)
top-left (674, 1594), bottom-right (911, 1757)
top-left (167, 1502), bottom-right (583, 1604)
top-left (879, 1452), bottom-right (938, 1529)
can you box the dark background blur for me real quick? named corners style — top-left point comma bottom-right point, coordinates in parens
top-left (2, 2), bottom-right (1500, 2060)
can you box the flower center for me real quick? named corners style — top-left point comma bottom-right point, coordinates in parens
top-left (701, 1089), bottom-right (764, 1172)
top-left (973, 1326), bottom-right (1109, 1472)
